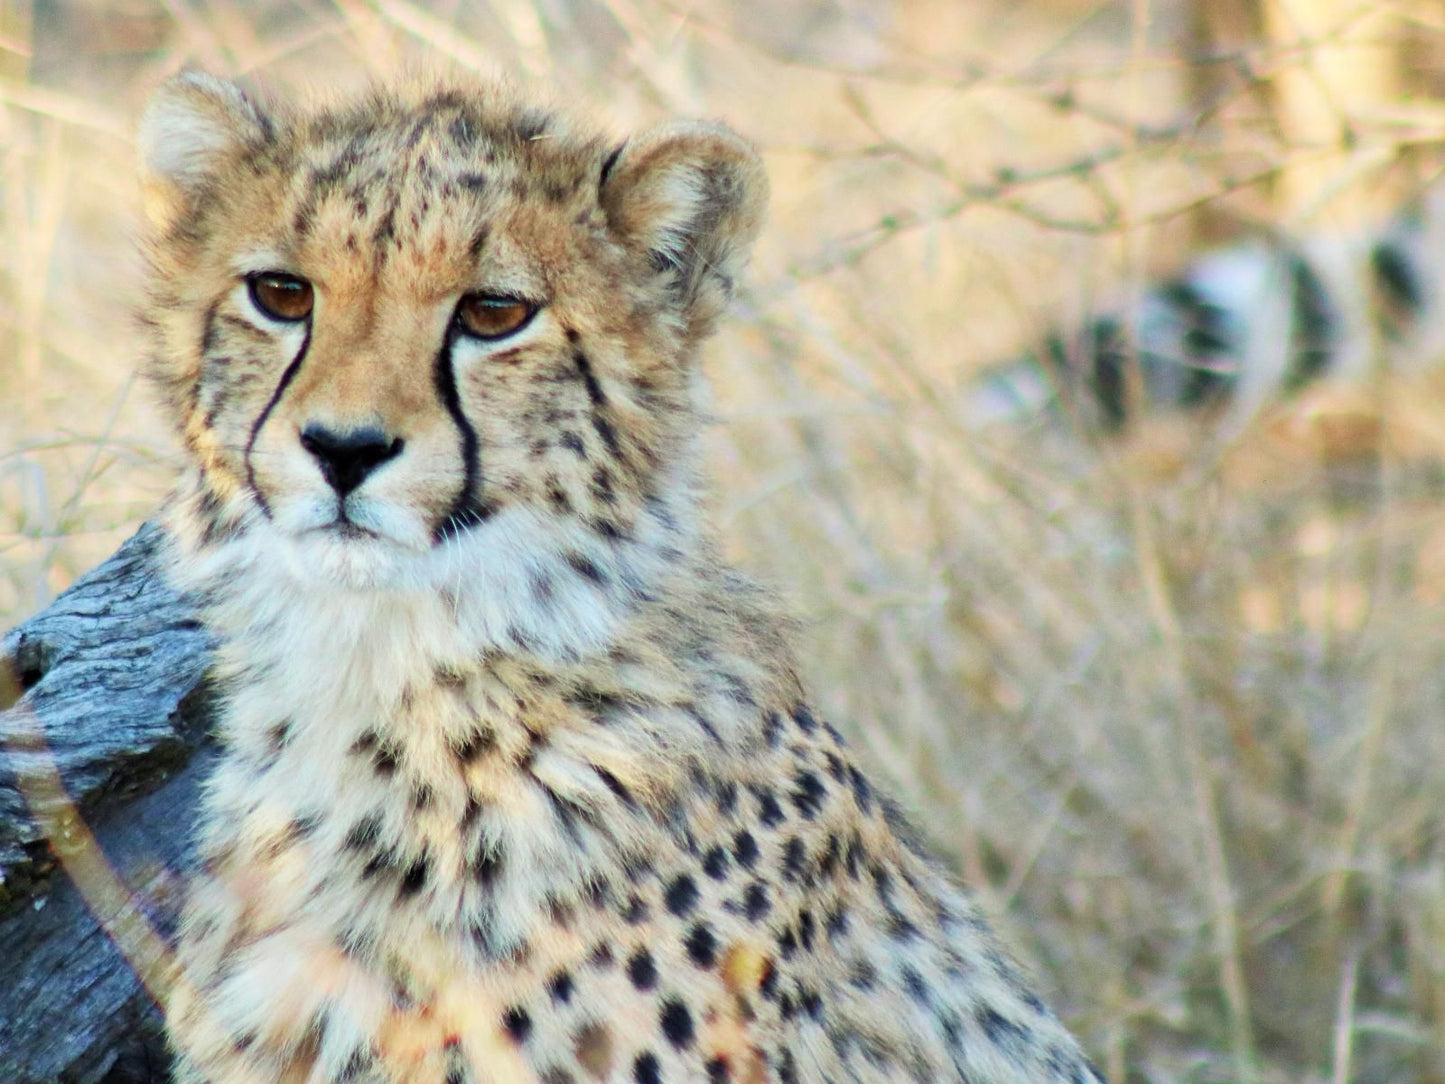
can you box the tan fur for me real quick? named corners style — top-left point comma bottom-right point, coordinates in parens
top-left (139, 73), bottom-right (1102, 1083)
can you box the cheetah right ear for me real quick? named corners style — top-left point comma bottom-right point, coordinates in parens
top-left (600, 121), bottom-right (768, 341)
top-left (138, 73), bottom-right (271, 228)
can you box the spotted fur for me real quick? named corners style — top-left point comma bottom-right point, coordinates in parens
top-left (141, 73), bottom-right (1103, 1083)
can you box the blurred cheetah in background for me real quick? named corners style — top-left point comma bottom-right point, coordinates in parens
top-left (139, 71), bottom-right (1104, 1083)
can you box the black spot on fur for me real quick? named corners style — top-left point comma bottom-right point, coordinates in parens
top-left (659, 998), bottom-right (694, 1049)
top-left (818, 834), bottom-right (841, 878)
top-left (848, 765), bottom-right (873, 814)
top-left (502, 1006), bottom-right (532, 1043)
top-left (777, 927), bottom-right (797, 960)
top-left (447, 114), bottom-right (475, 148)
top-left (665, 873), bottom-right (699, 916)
top-left (688, 708), bottom-right (723, 746)
top-left (888, 912), bottom-right (920, 942)
top-left (512, 110), bottom-right (551, 141)
top-left (566, 553), bottom-right (606, 584)
top-left (759, 960), bottom-right (779, 999)
top-left (633, 1052), bottom-right (660, 1084)
top-left (900, 965), bottom-right (929, 1004)
top-left (733, 830), bottom-right (759, 870)
top-left (344, 814), bottom-right (383, 852)
top-left (792, 704), bottom-right (817, 734)
top-left (372, 204), bottom-right (396, 247)
top-left (361, 846), bottom-right (402, 880)
top-left (338, 1045), bottom-right (376, 1081)
top-left (756, 788), bottom-right (785, 828)
top-left (371, 744), bottom-right (398, 776)
top-left (472, 839), bottom-right (504, 885)
top-left (977, 1006), bottom-right (1031, 1052)
top-left (685, 922), bottom-right (717, 967)
top-left (453, 731), bottom-right (499, 763)
top-left (716, 781), bottom-right (738, 815)
top-left (743, 881), bottom-right (770, 921)
top-left (781, 837), bottom-right (808, 882)
top-left (845, 836), bottom-right (865, 879)
top-left (791, 769), bottom-right (827, 819)
top-left (800, 985), bottom-right (823, 1019)
top-left (548, 969), bottom-right (574, 1003)
top-left (627, 947), bottom-right (658, 990)
top-left (594, 766), bottom-right (636, 807)
top-left (702, 846), bottom-right (729, 880)
top-left (398, 851), bottom-right (432, 897)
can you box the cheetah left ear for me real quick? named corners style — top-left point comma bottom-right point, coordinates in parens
top-left (600, 121), bottom-right (768, 338)
top-left (138, 72), bottom-right (273, 231)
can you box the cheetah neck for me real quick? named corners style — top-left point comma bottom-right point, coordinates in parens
top-left (168, 477), bottom-right (730, 958)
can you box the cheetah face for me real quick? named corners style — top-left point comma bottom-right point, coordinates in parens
top-left (139, 75), bottom-right (765, 593)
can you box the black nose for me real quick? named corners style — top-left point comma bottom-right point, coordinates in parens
top-left (299, 423), bottom-right (404, 497)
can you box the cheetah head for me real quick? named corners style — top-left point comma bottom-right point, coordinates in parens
top-left (137, 74), bottom-right (765, 641)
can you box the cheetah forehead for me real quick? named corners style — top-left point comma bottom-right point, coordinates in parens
top-left (143, 77), bottom-right (602, 277)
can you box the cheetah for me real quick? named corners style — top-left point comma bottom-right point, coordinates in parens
top-left (138, 72), bottom-right (1105, 1083)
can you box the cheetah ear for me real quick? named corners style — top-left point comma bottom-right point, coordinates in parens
top-left (600, 121), bottom-right (768, 338)
top-left (138, 72), bottom-right (271, 229)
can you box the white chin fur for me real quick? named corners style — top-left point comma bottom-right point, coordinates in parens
top-left (170, 498), bottom-right (690, 667)
top-left (285, 531), bottom-right (419, 590)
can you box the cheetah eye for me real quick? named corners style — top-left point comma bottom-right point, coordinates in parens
top-left (247, 272), bottom-right (314, 322)
top-left (455, 295), bottom-right (537, 341)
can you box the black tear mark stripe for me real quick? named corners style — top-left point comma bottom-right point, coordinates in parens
top-left (244, 323), bottom-right (313, 519)
top-left (434, 326), bottom-right (493, 542)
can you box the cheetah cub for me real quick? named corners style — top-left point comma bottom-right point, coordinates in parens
top-left (140, 73), bottom-right (1104, 1083)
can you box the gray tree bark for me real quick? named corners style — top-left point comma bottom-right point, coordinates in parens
top-left (0, 523), bottom-right (214, 1083)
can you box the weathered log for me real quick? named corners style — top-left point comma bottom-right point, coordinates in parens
top-left (0, 522), bottom-right (215, 1083)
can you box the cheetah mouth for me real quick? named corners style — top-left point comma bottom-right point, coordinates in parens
top-left (311, 517), bottom-right (381, 542)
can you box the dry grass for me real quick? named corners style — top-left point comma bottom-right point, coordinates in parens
top-left (4, 1), bottom-right (1445, 1080)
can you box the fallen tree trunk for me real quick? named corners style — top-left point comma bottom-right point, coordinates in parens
top-left (0, 522), bottom-right (215, 1083)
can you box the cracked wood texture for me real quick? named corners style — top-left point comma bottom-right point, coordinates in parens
top-left (0, 522), bottom-right (214, 1083)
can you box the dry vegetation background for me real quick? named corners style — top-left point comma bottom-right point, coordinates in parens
top-left (3, 0), bottom-right (1445, 1080)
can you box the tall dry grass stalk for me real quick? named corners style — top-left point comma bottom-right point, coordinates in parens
top-left (3, 2), bottom-right (1444, 1080)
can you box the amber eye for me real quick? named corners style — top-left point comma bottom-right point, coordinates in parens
top-left (247, 272), bottom-right (314, 322)
top-left (455, 295), bottom-right (536, 341)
